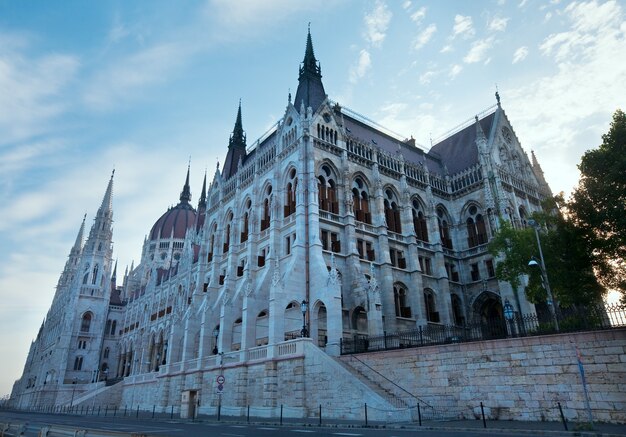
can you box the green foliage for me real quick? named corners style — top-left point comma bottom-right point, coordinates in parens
top-left (567, 109), bottom-right (626, 297)
top-left (488, 220), bottom-right (534, 293)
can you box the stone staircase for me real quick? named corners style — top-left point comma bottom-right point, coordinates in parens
top-left (65, 379), bottom-right (124, 408)
top-left (337, 354), bottom-right (457, 421)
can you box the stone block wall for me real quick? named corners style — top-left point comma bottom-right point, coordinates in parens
top-left (341, 328), bottom-right (626, 423)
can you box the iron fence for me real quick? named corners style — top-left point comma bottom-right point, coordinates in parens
top-left (340, 304), bottom-right (626, 354)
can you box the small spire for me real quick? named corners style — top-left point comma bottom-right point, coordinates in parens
top-left (73, 214), bottom-right (87, 252)
top-left (294, 26), bottom-right (326, 114)
top-left (475, 115), bottom-right (487, 142)
top-left (495, 90), bottom-right (501, 106)
top-left (99, 170), bottom-right (115, 214)
top-left (180, 164), bottom-right (192, 203)
top-left (112, 259), bottom-right (118, 281)
top-left (198, 170), bottom-right (207, 210)
top-left (229, 100), bottom-right (246, 150)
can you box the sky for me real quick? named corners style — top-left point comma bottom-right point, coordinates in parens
top-left (0, 0), bottom-right (624, 396)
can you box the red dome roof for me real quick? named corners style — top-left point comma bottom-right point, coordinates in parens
top-left (149, 202), bottom-right (197, 241)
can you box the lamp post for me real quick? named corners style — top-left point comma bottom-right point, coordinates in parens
top-left (527, 219), bottom-right (560, 332)
top-left (503, 299), bottom-right (515, 337)
top-left (212, 327), bottom-right (219, 355)
top-left (70, 377), bottom-right (77, 407)
top-left (300, 300), bottom-right (308, 337)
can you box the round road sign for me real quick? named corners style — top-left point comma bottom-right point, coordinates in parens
top-left (216, 375), bottom-right (225, 385)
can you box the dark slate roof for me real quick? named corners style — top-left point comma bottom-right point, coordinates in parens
top-left (110, 287), bottom-right (123, 306)
top-left (429, 111), bottom-right (496, 175)
top-left (342, 115), bottom-right (445, 174)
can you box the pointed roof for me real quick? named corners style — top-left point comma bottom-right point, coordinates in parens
top-left (98, 170), bottom-right (114, 215)
top-left (180, 164), bottom-right (192, 203)
top-left (111, 259), bottom-right (118, 281)
top-left (198, 170), bottom-right (207, 210)
top-left (72, 214), bottom-right (87, 253)
top-left (222, 102), bottom-right (248, 180)
top-left (294, 27), bottom-right (326, 114)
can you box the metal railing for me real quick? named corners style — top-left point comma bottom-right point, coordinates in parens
top-left (341, 304), bottom-right (626, 354)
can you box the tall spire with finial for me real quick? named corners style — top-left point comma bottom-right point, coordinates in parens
top-left (222, 102), bottom-right (248, 180)
top-left (198, 170), bottom-right (207, 210)
top-left (72, 214), bottom-right (87, 254)
top-left (294, 25), bottom-right (326, 114)
top-left (180, 164), bottom-right (192, 203)
top-left (99, 170), bottom-right (115, 215)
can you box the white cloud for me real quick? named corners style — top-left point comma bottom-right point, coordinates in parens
top-left (519, 0), bottom-right (529, 6)
top-left (364, 1), bottom-right (393, 48)
top-left (0, 36), bottom-right (79, 145)
top-left (413, 24), bottom-right (437, 50)
top-left (350, 49), bottom-right (372, 83)
top-left (507, 0), bottom-right (626, 195)
top-left (410, 7), bottom-right (426, 25)
top-left (463, 37), bottom-right (495, 63)
top-left (489, 16), bottom-right (510, 32)
top-left (513, 46), bottom-right (529, 63)
top-left (419, 70), bottom-right (436, 84)
top-left (402, 0), bottom-right (411, 10)
top-left (545, 11), bottom-right (553, 22)
top-left (452, 15), bottom-right (475, 39)
top-left (449, 64), bottom-right (463, 79)
top-left (440, 44), bottom-right (453, 53)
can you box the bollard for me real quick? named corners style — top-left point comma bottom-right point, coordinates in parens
top-left (170, 405), bottom-right (174, 420)
top-left (114, 406), bottom-right (117, 417)
top-left (247, 405), bottom-right (250, 423)
top-left (152, 405), bottom-right (155, 419)
top-left (364, 403), bottom-right (368, 427)
top-left (104, 406), bottom-right (108, 417)
top-left (319, 404), bottom-right (322, 426)
top-left (280, 404), bottom-right (283, 426)
top-left (217, 403), bottom-right (221, 421)
top-left (98, 406), bottom-right (101, 416)
top-left (136, 405), bottom-right (139, 418)
top-left (557, 402), bottom-right (568, 431)
top-left (417, 403), bottom-right (422, 426)
top-left (480, 402), bottom-right (487, 428)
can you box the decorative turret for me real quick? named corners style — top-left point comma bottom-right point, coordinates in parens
top-left (198, 171), bottom-right (207, 211)
top-left (222, 102), bottom-right (248, 180)
top-left (294, 27), bottom-right (326, 114)
top-left (180, 164), bottom-right (192, 204)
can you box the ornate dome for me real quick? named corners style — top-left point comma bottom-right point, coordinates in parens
top-left (149, 166), bottom-right (197, 241)
top-left (149, 202), bottom-right (196, 241)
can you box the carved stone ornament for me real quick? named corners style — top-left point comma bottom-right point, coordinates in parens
top-left (244, 281), bottom-right (253, 297)
top-left (328, 253), bottom-right (339, 286)
top-left (271, 259), bottom-right (281, 288)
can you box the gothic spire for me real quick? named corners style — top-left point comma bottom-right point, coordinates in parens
top-left (111, 259), bottom-right (118, 281)
top-left (98, 170), bottom-right (114, 215)
top-left (222, 102), bottom-right (248, 180)
top-left (180, 164), bottom-right (192, 203)
top-left (198, 170), bottom-right (207, 210)
top-left (294, 27), bottom-right (326, 114)
top-left (72, 214), bottom-right (87, 253)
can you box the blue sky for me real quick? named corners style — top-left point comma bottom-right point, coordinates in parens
top-left (0, 0), bottom-right (624, 396)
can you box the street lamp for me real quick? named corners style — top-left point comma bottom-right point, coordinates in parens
top-left (503, 299), bottom-right (515, 337)
top-left (212, 327), bottom-right (219, 355)
top-left (300, 300), bottom-right (308, 337)
top-left (70, 377), bottom-right (77, 408)
top-left (527, 219), bottom-right (560, 332)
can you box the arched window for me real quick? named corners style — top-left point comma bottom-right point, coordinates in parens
top-left (80, 313), bottom-right (92, 332)
top-left (352, 177), bottom-right (371, 224)
top-left (424, 289), bottom-right (439, 323)
top-left (466, 205), bottom-right (488, 248)
top-left (74, 356), bottom-right (83, 370)
top-left (412, 199), bottom-right (428, 242)
top-left (104, 347), bottom-right (110, 359)
top-left (318, 165), bottom-right (338, 214)
top-left (394, 284), bottom-right (411, 318)
top-left (384, 189), bottom-right (402, 234)
top-left (110, 320), bottom-right (117, 336)
top-left (284, 169), bottom-right (297, 217)
top-left (223, 211), bottom-right (233, 253)
top-left (208, 224), bottom-right (217, 262)
top-left (105, 319), bottom-right (111, 335)
top-left (451, 294), bottom-right (465, 326)
top-left (437, 207), bottom-right (453, 249)
top-left (91, 264), bottom-right (99, 285)
top-left (241, 199), bottom-right (251, 243)
top-left (261, 186), bottom-right (272, 231)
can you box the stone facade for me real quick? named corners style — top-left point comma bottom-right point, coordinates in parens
top-left (14, 30), bottom-right (603, 423)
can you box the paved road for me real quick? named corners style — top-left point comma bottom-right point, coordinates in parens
top-left (0, 411), bottom-right (536, 437)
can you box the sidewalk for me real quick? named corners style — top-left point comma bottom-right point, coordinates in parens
top-left (415, 419), bottom-right (626, 436)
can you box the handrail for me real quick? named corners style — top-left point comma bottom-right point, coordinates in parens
top-left (348, 354), bottom-right (433, 408)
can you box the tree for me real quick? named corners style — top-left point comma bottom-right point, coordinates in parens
top-left (568, 109), bottom-right (626, 296)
